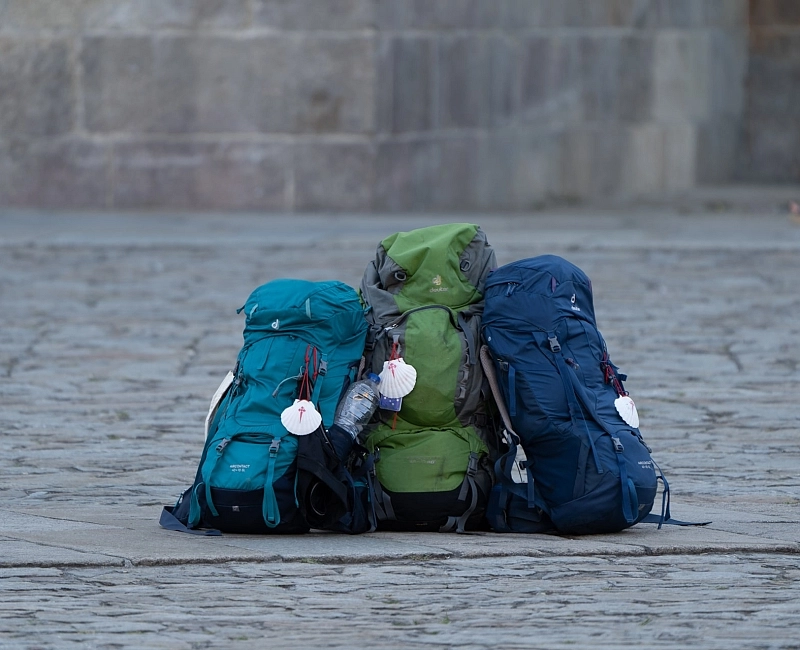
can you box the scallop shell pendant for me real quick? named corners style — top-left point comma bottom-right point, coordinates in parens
top-left (379, 358), bottom-right (417, 398)
top-left (280, 399), bottom-right (322, 435)
top-left (614, 395), bottom-right (640, 428)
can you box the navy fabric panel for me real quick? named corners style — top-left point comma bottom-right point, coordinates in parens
top-left (483, 255), bottom-right (658, 535)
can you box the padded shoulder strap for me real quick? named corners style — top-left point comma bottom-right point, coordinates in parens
top-left (479, 344), bottom-right (548, 517)
top-left (478, 345), bottom-right (515, 437)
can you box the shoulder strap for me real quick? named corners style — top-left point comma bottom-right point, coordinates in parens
top-left (479, 345), bottom-right (549, 521)
top-left (479, 345), bottom-right (515, 436)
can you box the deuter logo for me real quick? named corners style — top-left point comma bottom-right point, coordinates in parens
top-left (570, 294), bottom-right (581, 311)
top-left (271, 319), bottom-right (280, 329)
top-left (229, 464), bottom-right (251, 473)
top-left (430, 274), bottom-right (449, 293)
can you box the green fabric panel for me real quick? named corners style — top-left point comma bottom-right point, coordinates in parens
top-left (399, 308), bottom-right (460, 426)
top-left (381, 223), bottom-right (481, 312)
top-left (367, 426), bottom-right (487, 493)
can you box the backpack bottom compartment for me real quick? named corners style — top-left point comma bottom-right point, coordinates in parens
top-left (201, 487), bottom-right (309, 534)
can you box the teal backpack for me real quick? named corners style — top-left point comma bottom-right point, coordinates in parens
top-left (160, 279), bottom-right (369, 534)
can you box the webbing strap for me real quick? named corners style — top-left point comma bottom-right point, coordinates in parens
top-left (525, 464), bottom-right (535, 509)
top-left (159, 506), bottom-right (221, 536)
top-left (189, 483), bottom-right (202, 528)
top-left (439, 476), bottom-right (478, 534)
top-left (204, 455), bottom-right (221, 517)
top-left (640, 514), bottom-right (710, 526)
top-left (641, 467), bottom-right (709, 526)
top-left (547, 334), bottom-right (602, 474)
top-left (640, 466), bottom-right (709, 527)
top-left (611, 436), bottom-right (637, 525)
top-left (457, 312), bottom-right (477, 365)
top-left (262, 438), bottom-right (281, 527)
top-left (457, 453), bottom-right (479, 501)
top-left (310, 353), bottom-right (327, 405)
top-left (440, 452), bottom-right (480, 533)
top-left (373, 483), bottom-right (396, 521)
top-left (359, 453), bottom-right (379, 534)
top-left (508, 364), bottom-right (517, 417)
top-left (493, 428), bottom-right (546, 514)
top-left (654, 462), bottom-right (669, 527)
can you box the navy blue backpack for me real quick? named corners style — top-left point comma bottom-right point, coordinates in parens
top-left (482, 255), bottom-right (674, 535)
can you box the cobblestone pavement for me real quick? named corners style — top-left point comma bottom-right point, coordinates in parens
top-left (2, 553), bottom-right (800, 650)
top-left (1, 207), bottom-right (799, 648)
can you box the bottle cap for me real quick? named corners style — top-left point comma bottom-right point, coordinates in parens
top-left (367, 372), bottom-right (380, 383)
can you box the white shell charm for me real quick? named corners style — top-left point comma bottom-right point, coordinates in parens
top-left (379, 358), bottom-right (418, 399)
top-left (280, 399), bottom-right (322, 436)
top-left (614, 395), bottom-right (640, 429)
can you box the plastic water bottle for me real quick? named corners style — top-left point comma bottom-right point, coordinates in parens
top-left (333, 372), bottom-right (381, 439)
top-left (327, 373), bottom-right (381, 460)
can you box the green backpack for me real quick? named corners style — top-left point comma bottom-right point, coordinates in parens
top-left (360, 223), bottom-right (499, 532)
top-left (160, 279), bottom-right (369, 534)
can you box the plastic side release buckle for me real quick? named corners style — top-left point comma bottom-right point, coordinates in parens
top-left (269, 439), bottom-right (281, 456)
top-left (467, 452), bottom-right (479, 476)
top-left (611, 436), bottom-right (624, 452)
top-left (548, 336), bottom-right (561, 353)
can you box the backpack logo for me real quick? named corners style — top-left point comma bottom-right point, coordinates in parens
top-left (229, 464), bottom-right (250, 473)
top-left (271, 319), bottom-right (280, 329)
top-left (430, 275), bottom-right (448, 293)
top-left (570, 294), bottom-right (581, 312)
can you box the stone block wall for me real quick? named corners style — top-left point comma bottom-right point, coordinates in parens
top-left (0, 0), bottom-right (755, 211)
top-left (737, 0), bottom-right (800, 182)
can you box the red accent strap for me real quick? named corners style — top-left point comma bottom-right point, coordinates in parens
top-left (601, 352), bottom-right (627, 397)
top-left (297, 345), bottom-right (319, 401)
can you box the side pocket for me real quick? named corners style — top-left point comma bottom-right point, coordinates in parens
top-left (549, 471), bottom-right (631, 535)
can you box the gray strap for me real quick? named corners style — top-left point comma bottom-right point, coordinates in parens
top-left (439, 515), bottom-right (458, 533)
top-left (439, 475), bottom-right (479, 534)
top-left (440, 452), bottom-right (480, 533)
top-left (457, 312), bottom-right (477, 365)
top-left (373, 483), bottom-right (396, 521)
top-left (479, 345), bottom-right (517, 439)
top-left (159, 506), bottom-right (221, 536)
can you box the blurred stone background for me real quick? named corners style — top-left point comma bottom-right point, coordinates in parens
top-left (0, 0), bottom-right (797, 212)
